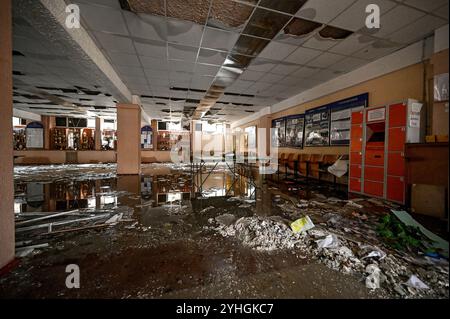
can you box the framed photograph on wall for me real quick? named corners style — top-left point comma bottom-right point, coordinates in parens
top-left (285, 114), bottom-right (305, 148)
top-left (271, 118), bottom-right (286, 147)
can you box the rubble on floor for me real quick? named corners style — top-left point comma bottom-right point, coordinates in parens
top-left (209, 195), bottom-right (449, 299)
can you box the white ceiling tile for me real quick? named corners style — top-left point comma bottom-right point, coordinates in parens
top-left (116, 66), bottom-right (145, 77)
top-left (258, 41), bottom-right (298, 60)
top-left (269, 63), bottom-right (301, 75)
top-left (284, 46), bottom-right (322, 64)
top-left (291, 66), bottom-right (321, 78)
top-left (139, 56), bottom-right (169, 70)
top-left (352, 41), bottom-right (401, 60)
top-left (201, 27), bottom-right (240, 51)
top-left (168, 60), bottom-right (196, 73)
top-left (308, 52), bottom-right (345, 68)
top-left (280, 75), bottom-right (303, 86)
top-left (94, 32), bottom-right (135, 54)
top-left (108, 52), bottom-right (141, 67)
top-left (247, 58), bottom-right (278, 72)
top-left (329, 33), bottom-right (376, 56)
top-left (79, 4), bottom-right (129, 35)
top-left (296, 0), bottom-right (357, 24)
top-left (303, 34), bottom-right (341, 51)
top-left (121, 75), bottom-right (148, 86)
top-left (124, 11), bottom-right (167, 41)
top-left (373, 5), bottom-right (426, 38)
top-left (330, 0), bottom-right (396, 32)
top-left (310, 69), bottom-right (342, 81)
top-left (330, 56), bottom-right (367, 72)
top-left (239, 70), bottom-right (266, 81)
top-left (197, 49), bottom-right (227, 65)
top-left (191, 76), bottom-right (214, 89)
top-left (144, 68), bottom-right (169, 79)
top-left (134, 39), bottom-right (167, 58)
top-left (259, 73), bottom-right (285, 84)
top-left (74, 0), bottom-right (122, 9)
top-left (167, 18), bottom-right (204, 47)
top-left (168, 44), bottom-right (198, 62)
top-left (402, 0), bottom-right (448, 12)
top-left (388, 14), bottom-right (447, 44)
top-left (435, 3), bottom-right (449, 19)
top-left (194, 64), bottom-right (220, 76)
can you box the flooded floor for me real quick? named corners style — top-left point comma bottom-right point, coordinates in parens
top-left (0, 163), bottom-right (447, 299)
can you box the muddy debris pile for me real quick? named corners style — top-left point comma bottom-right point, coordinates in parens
top-left (210, 197), bottom-right (449, 299)
top-left (215, 216), bottom-right (308, 251)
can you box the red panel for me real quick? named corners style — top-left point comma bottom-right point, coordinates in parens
top-left (350, 152), bottom-right (362, 165)
top-left (387, 152), bottom-right (405, 176)
top-left (349, 178), bottom-right (361, 193)
top-left (364, 166), bottom-right (384, 182)
top-left (365, 149), bottom-right (385, 166)
top-left (351, 111), bottom-right (364, 124)
top-left (364, 180), bottom-right (384, 197)
top-left (350, 125), bottom-right (363, 152)
top-left (350, 164), bottom-right (362, 178)
top-left (388, 127), bottom-right (406, 151)
top-left (389, 103), bottom-right (407, 127)
top-left (387, 176), bottom-right (405, 203)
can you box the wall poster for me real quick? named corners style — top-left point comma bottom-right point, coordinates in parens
top-left (329, 93), bottom-right (368, 145)
top-left (271, 118), bottom-right (286, 147)
top-left (285, 114), bottom-right (305, 148)
top-left (305, 105), bottom-right (330, 146)
top-left (25, 121), bottom-right (44, 149)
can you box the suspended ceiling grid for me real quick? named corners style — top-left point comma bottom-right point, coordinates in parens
top-left (11, 0), bottom-right (449, 123)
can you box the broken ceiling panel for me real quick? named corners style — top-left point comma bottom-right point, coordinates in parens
top-left (209, 0), bottom-right (254, 31)
top-left (258, 0), bottom-right (307, 15)
top-left (284, 17), bottom-right (322, 37)
top-left (243, 8), bottom-right (292, 39)
top-left (319, 25), bottom-right (353, 40)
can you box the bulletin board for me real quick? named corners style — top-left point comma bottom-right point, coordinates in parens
top-left (271, 118), bottom-right (286, 147)
top-left (305, 105), bottom-right (330, 147)
top-left (141, 125), bottom-right (153, 149)
top-left (329, 93), bottom-right (368, 145)
top-left (285, 114), bottom-right (305, 148)
top-left (25, 121), bottom-right (44, 149)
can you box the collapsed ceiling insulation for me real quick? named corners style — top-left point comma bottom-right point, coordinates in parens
top-left (123, 0), bottom-right (253, 29)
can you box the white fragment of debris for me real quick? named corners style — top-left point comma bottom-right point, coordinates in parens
top-left (215, 213), bottom-right (237, 226)
top-left (405, 275), bottom-right (429, 290)
top-left (105, 213), bottom-right (123, 225)
top-left (316, 234), bottom-right (340, 249)
top-left (365, 264), bottom-right (382, 289)
top-left (200, 206), bottom-right (215, 213)
top-left (346, 201), bottom-right (364, 209)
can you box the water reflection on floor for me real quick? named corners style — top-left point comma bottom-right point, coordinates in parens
top-left (2, 163), bottom-right (377, 299)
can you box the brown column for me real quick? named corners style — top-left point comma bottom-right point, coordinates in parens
top-left (95, 117), bottom-right (102, 151)
top-left (117, 104), bottom-right (141, 175)
top-left (42, 115), bottom-right (54, 150)
top-left (151, 119), bottom-right (158, 150)
top-left (0, 0), bottom-right (15, 270)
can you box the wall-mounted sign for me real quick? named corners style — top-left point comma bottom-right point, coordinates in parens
top-left (141, 125), bottom-right (153, 149)
top-left (271, 118), bottom-right (286, 147)
top-left (305, 105), bottom-right (330, 147)
top-left (329, 93), bottom-right (368, 145)
top-left (285, 114), bottom-right (305, 148)
top-left (25, 121), bottom-right (44, 149)
top-left (367, 107), bottom-right (385, 122)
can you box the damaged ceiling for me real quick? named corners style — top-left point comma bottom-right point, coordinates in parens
top-left (11, 0), bottom-right (449, 123)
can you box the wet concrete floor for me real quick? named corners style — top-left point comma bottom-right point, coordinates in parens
top-left (1, 163), bottom-right (390, 298)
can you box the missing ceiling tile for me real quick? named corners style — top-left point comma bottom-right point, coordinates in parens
top-left (259, 0), bottom-right (307, 15)
top-left (284, 18), bottom-right (322, 37)
top-left (319, 26), bottom-right (353, 40)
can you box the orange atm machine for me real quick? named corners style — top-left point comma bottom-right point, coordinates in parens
top-left (349, 99), bottom-right (425, 204)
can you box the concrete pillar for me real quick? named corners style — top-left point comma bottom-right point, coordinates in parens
top-left (0, 0), bottom-right (15, 270)
top-left (117, 104), bottom-right (141, 175)
top-left (95, 117), bottom-right (102, 151)
top-left (42, 115), bottom-right (53, 150)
